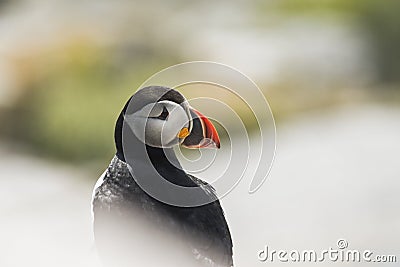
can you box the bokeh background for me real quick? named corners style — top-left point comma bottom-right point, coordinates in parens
top-left (0, 0), bottom-right (399, 266)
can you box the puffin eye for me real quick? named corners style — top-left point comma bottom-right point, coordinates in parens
top-left (156, 106), bottom-right (169, 120)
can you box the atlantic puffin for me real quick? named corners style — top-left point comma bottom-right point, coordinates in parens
top-left (92, 86), bottom-right (233, 266)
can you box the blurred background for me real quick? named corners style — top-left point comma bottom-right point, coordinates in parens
top-left (0, 0), bottom-right (399, 266)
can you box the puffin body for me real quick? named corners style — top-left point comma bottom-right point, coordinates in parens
top-left (92, 86), bottom-right (233, 266)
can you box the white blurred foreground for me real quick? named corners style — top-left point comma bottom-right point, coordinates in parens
top-left (1, 104), bottom-right (399, 267)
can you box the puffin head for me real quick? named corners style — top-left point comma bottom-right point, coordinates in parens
top-left (115, 86), bottom-right (220, 160)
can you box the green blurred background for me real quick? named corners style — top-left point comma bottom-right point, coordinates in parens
top-left (0, 0), bottom-right (399, 168)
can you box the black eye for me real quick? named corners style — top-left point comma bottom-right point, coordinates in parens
top-left (157, 107), bottom-right (169, 120)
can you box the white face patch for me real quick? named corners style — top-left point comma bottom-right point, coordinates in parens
top-left (124, 100), bottom-right (191, 148)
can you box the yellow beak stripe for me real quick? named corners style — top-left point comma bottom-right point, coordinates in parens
top-left (177, 127), bottom-right (190, 139)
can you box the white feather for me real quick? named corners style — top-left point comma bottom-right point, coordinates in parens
top-left (90, 170), bottom-right (107, 224)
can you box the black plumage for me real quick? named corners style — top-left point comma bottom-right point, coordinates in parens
top-left (92, 86), bottom-right (233, 266)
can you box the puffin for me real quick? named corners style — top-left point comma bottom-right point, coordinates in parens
top-left (92, 86), bottom-right (233, 267)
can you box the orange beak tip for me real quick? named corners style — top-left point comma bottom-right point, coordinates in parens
top-left (191, 108), bottom-right (221, 149)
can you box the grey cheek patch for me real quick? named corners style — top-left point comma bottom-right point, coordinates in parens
top-left (124, 102), bottom-right (190, 148)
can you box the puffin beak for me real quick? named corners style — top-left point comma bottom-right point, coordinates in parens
top-left (181, 107), bottom-right (221, 149)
